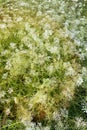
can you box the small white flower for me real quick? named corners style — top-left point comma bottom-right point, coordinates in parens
top-left (10, 42), bottom-right (16, 49)
top-left (76, 75), bottom-right (83, 86)
top-left (5, 61), bottom-right (12, 70)
top-left (0, 91), bottom-right (6, 98)
top-left (82, 67), bottom-right (87, 76)
top-left (54, 37), bottom-right (60, 43)
top-left (72, 0), bottom-right (78, 2)
top-left (36, 11), bottom-right (42, 16)
top-left (19, 2), bottom-right (29, 7)
top-left (44, 23), bottom-right (51, 30)
top-left (75, 117), bottom-right (87, 128)
top-left (47, 65), bottom-right (54, 74)
top-left (82, 107), bottom-right (87, 113)
top-left (8, 88), bottom-right (13, 94)
top-left (5, 108), bottom-right (10, 115)
top-left (2, 73), bottom-right (8, 79)
top-left (85, 46), bottom-right (87, 51)
top-left (16, 17), bottom-right (23, 22)
top-left (25, 22), bottom-right (30, 31)
top-left (43, 126), bottom-right (50, 130)
top-left (53, 111), bottom-right (60, 120)
top-left (65, 66), bottom-right (75, 76)
top-left (15, 49), bottom-right (19, 52)
top-left (14, 97), bottom-right (19, 104)
top-left (75, 20), bottom-right (80, 25)
top-left (26, 127), bottom-right (32, 130)
top-left (43, 30), bottom-right (53, 39)
top-left (82, 101), bottom-right (87, 113)
top-left (25, 77), bottom-right (32, 84)
top-left (79, 53), bottom-right (85, 60)
top-left (0, 24), bottom-right (6, 29)
top-left (1, 50), bottom-right (9, 56)
top-left (50, 46), bottom-right (58, 54)
top-left (60, 108), bottom-right (68, 117)
top-left (21, 119), bottom-right (30, 127)
top-left (63, 62), bottom-right (71, 68)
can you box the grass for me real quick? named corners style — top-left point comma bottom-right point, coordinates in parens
top-left (0, 0), bottom-right (87, 129)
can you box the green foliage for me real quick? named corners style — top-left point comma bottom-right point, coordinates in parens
top-left (0, 0), bottom-right (87, 129)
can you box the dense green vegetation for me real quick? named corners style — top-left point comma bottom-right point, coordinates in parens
top-left (0, 0), bottom-right (87, 129)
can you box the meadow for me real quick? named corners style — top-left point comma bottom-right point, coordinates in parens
top-left (0, 0), bottom-right (87, 129)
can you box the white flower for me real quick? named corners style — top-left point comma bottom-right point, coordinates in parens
top-left (25, 22), bottom-right (30, 31)
top-left (53, 111), bottom-right (60, 120)
top-left (82, 106), bottom-right (87, 113)
top-left (14, 97), bottom-right (19, 104)
top-left (63, 62), bottom-right (71, 68)
top-left (29, 91), bottom-right (47, 105)
top-left (50, 46), bottom-right (58, 54)
top-left (85, 45), bottom-right (87, 51)
top-left (2, 73), bottom-right (8, 79)
top-left (75, 19), bottom-right (80, 25)
top-left (82, 101), bottom-right (87, 113)
top-left (43, 23), bottom-right (51, 30)
top-left (26, 128), bottom-right (32, 130)
top-left (82, 67), bottom-right (87, 76)
top-left (10, 42), bottom-right (16, 49)
top-left (43, 126), bottom-right (50, 130)
top-left (76, 75), bottom-right (83, 86)
top-left (5, 61), bottom-right (12, 70)
top-left (47, 65), bottom-right (54, 74)
top-left (19, 2), bottom-right (29, 7)
top-left (0, 24), bottom-right (6, 29)
top-left (72, 0), bottom-right (78, 2)
top-left (43, 30), bottom-right (53, 39)
top-left (1, 50), bottom-right (9, 56)
top-left (5, 108), bottom-right (10, 115)
top-left (21, 119), bottom-right (31, 127)
top-left (54, 37), bottom-right (60, 44)
top-left (75, 117), bottom-right (87, 128)
top-left (36, 11), bottom-right (42, 16)
top-left (65, 66), bottom-right (75, 76)
top-left (79, 53), bottom-right (85, 60)
top-left (16, 17), bottom-right (23, 22)
top-left (25, 77), bottom-right (32, 84)
top-left (60, 108), bottom-right (68, 117)
top-left (15, 49), bottom-right (19, 52)
top-left (0, 91), bottom-right (6, 98)
top-left (8, 88), bottom-right (13, 94)
top-left (24, 122), bottom-right (36, 129)
top-left (62, 87), bottom-right (73, 100)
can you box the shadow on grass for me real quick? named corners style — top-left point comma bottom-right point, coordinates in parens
top-left (68, 85), bottom-right (87, 130)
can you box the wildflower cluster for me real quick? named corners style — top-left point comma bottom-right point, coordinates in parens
top-left (0, 0), bottom-right (87, 129)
